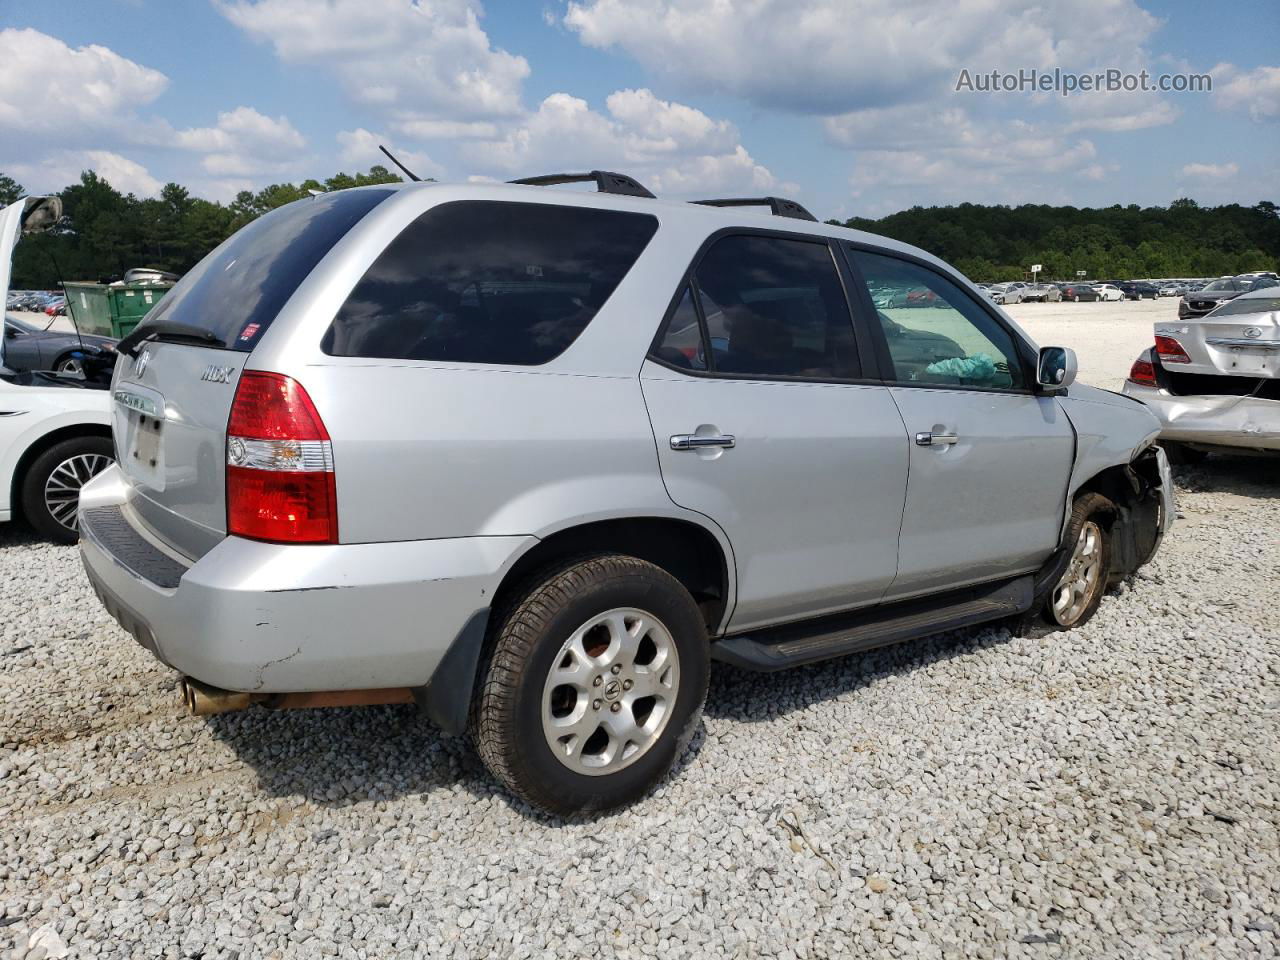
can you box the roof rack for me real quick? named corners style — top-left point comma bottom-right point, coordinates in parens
top-left (691, 197), bottom-right (817, 222)
top-left (508, 171), bottom-right (655, 199)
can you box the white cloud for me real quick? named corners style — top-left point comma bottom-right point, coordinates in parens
top-left (335, 128), bottom-right (441, 178)
top-left (1212, 63), bottom-right (1280, 122)
top-left (395, 119), bottom-right (500, 140)
top-left (0, 28), bottom-right (168, 139)
top-left (173, 106), bottom-right (306, 177)
top-left (827, 104), bottom-right (1100, 206)
top-left (1060, 90), bottom-right (1180, 132)
top-left (465, 89), bottom-right (778, 196)
top-left (563, 0), bottom-right (1162, 114)
top-left (217, 0), bottom-right (530, 126)
top-left (10, 150), bottom-right (162, 197)
top-left (1180, 162), bottom-right (1239, 179)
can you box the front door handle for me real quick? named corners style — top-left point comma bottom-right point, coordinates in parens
top-left (671, 433), bottom-right (736, 450)
top-left (915, 431), bottom-right (958, 446)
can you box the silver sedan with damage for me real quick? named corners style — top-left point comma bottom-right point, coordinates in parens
top-left (1123, 285), bottom-right (1280, 459)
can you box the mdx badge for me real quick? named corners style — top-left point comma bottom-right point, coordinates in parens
top-left (201, 364), bottom-right (235, 384)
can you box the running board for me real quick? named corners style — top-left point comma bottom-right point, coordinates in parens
top-left (712, 576), bottom-right (1034, 672)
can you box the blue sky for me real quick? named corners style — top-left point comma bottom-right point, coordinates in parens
top-left (1, 0), bottom-right (1276, 220)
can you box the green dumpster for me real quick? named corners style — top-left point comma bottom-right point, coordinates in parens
top-left (62, 281), bottom-right (173, 339)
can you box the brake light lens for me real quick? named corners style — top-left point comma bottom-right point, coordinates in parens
top-left (226, 372), bottom-right (337, 543)
top-left (1154, 335), bottom-right (1191, 364)
top-left (1128, 357), bottom-right (1157, 385)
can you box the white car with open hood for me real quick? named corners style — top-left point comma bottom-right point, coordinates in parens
top-left (0, 197), bottom-right (113, 542)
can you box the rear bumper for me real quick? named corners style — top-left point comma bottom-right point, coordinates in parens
top-left (78, 464), bottom-right (532, 692)
top-left (1121, 382), bottom-right (1280, 451)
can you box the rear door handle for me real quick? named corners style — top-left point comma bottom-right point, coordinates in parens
top-left (670, 434), bottom-right (736, 450)
top-left (915, 431), bottom-right (958, 446)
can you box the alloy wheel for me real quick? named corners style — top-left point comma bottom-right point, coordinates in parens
top-left (541, 607), bottom-right (681, 776)
top-left (1052, 520), bottom-right (1103, 626)
top-left (44, 453), bottom-right (110, 532)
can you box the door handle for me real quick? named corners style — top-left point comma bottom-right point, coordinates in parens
top-left (915, 431), bottom-right (958, 446)
top-left (670, 433), bottom-right (736, 450)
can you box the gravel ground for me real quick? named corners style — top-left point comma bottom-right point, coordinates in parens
top-left (1, 457), bottom-right (1277, 959)
top-left (2, 295), bottom-right (1277, 959)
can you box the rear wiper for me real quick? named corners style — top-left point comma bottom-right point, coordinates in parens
top-left (117, 321), bottom-right (225, 356)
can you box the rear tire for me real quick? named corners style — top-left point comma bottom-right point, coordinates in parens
top-left (1042, 492), bottom-right (1114, 630)
top-left (474, 554), bottom-right (709, 816)
top-left (20, 436), bottom-right (114, 544)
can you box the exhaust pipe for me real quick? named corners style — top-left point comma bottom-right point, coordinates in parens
top-left (181, 677), bottom-right (413, 716)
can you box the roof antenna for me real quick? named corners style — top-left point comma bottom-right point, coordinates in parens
top-left (379, 144), bottom-right (421, 182)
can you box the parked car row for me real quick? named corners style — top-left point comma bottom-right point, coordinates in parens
top-left (6, 290), bottom-right (61, 313)
top-left (974, 274), bottom-right (1278, 308)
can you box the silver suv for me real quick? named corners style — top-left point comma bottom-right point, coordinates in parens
top-left (79, 175), bottom-right (1174, 815)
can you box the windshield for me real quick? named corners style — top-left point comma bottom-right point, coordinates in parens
top-left (136, 187), bottom-right (395, 352)
top-left (1210, 296), bottom-right (1280, 317)
top-left (1202, 278), bottom-right (1244, 293)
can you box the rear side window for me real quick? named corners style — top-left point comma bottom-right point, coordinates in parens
top-left (143, 188), bottom-right (394, 351)
top-left (323, 201), bottom-right (659, 365)
top-left (654, 234), bottom-right (859, 379)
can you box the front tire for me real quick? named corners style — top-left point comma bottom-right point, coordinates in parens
top-left (474, 554), bottom-right (709, 816)
top-left (20, 436), bottom-right (114, 544)
top-left (1043, 492), bottom-right (1114, 629)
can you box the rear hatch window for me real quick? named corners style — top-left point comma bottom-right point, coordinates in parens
top-left (111, 188), bottom-right (392, 558)
top-left (321, 200), bottom-right (659, 365)
top-left (141, 187), bottom-right (395, 352)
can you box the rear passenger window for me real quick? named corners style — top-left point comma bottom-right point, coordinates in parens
top-left (323, 201), bottom-right (658, 365)
top-left (653, 235), bottom-right (859, 379)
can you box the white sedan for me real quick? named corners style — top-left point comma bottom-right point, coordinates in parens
top-left (1, 197), bottom-right (114, 543)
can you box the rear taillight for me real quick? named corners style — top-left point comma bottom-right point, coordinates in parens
top-left (1128, 358), bottom-right (1157, 385)
top-left (1154, 335), bottom-right (1191, 364)
top-left (226, 372), bottom-right (337, 544)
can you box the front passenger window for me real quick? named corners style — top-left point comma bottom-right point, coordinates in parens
top-left (850, 250), bottom-right (1024, 390)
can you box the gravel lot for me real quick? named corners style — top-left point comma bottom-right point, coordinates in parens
top-left (2, 300), bottom-right (1278, 959)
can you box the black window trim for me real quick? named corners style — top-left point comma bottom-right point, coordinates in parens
top-left (646, 225), bottom-right (885, 386)
top-left (837, 240), bottom-right (1041, 396)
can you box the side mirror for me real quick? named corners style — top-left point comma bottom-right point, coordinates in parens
top-left (4, 326), bottom-right (15, 339)
top-left (1037, 346), bottom-right (1077, 389)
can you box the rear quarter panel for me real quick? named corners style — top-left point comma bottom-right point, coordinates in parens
top-left (246, 183), bottom-right (717, 545)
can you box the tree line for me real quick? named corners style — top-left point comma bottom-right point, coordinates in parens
top-left (3, 167), bottom-right (1276, 289)
top-left (1, 167), bottom-right (405, 290)
top-left (833, 198), bottom-right (1280, 281)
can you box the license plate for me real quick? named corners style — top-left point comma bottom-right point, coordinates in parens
top-left (1221, 346), bottom-right (1275, 375)
top-left (124, 410), bottom-right (165, 489)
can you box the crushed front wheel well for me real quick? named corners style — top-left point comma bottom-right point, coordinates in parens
top-left (1072, 446), bottom-right (1164, 579)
